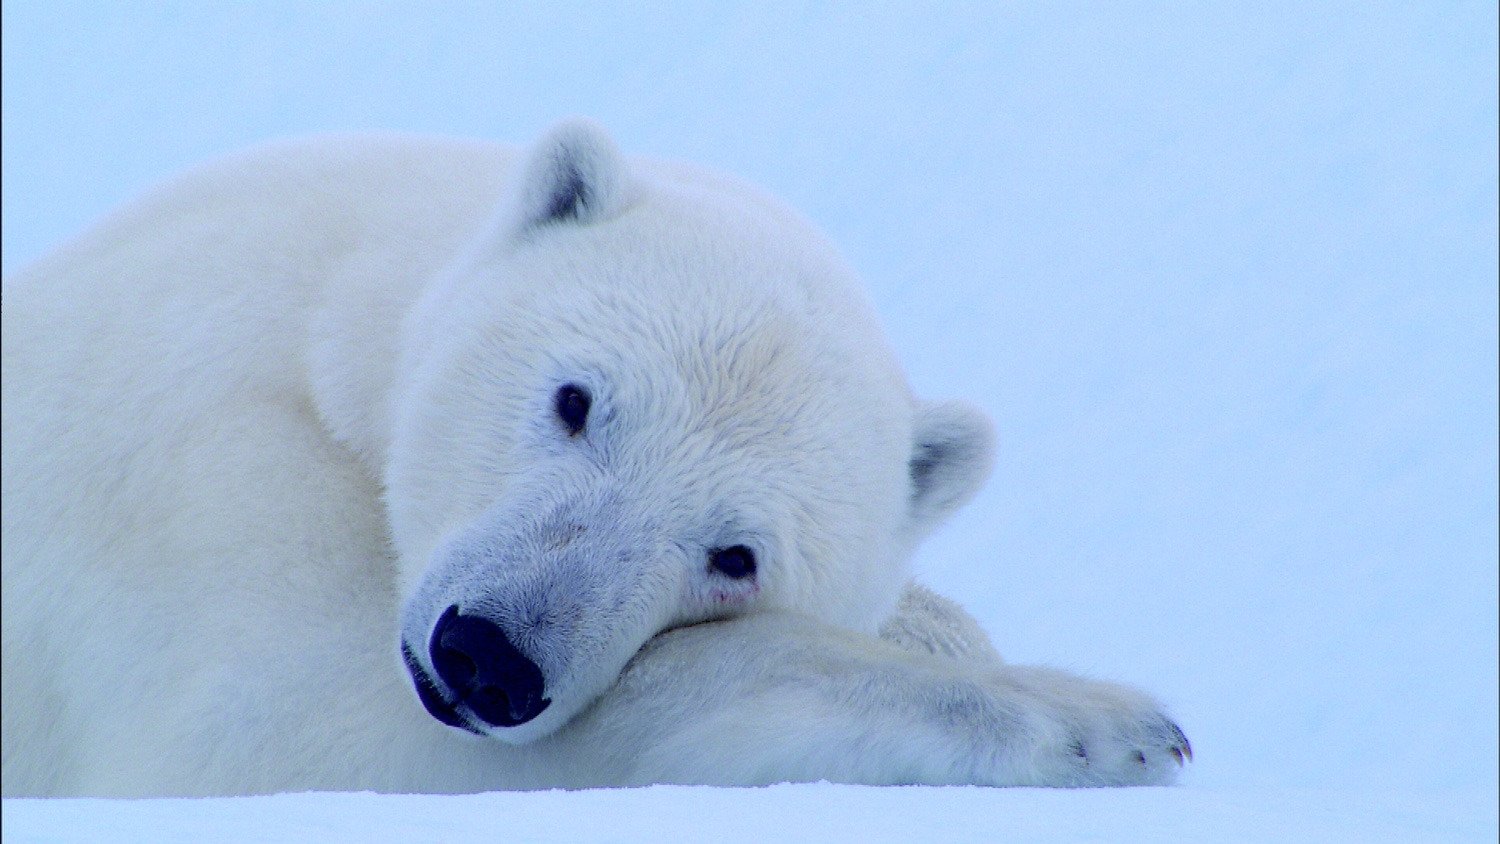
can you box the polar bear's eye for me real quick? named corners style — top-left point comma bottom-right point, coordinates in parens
top-left (554, 384), bottom-right (591, 436)
top-left (708, 545), bottom-right (756, 579)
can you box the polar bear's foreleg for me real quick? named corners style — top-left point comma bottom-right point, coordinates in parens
top-left (558, 595), bottom-right (1189, 788)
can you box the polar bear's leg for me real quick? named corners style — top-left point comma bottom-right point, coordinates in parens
top-left (556, 612), bottom-right (1188, 788)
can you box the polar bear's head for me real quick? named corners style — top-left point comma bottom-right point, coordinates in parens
top-left (386, 120), bottom-right (992, 742)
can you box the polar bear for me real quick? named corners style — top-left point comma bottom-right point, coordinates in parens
top-left (1, 120), bottom-right (1189, 797)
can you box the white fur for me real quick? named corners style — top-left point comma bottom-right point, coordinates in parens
top-left (1, 120), bottom-right (1187, 796)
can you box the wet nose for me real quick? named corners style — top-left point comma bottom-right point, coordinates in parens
top-left (429, 605), bottom-right (551, 727)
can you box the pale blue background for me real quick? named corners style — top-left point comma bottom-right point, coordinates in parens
top-left (4, 1), bottom-right (1496, 794)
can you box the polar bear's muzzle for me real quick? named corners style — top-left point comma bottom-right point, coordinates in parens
top-left (402, 605), bottom-right (552, 731)
top-left (398, 486), bottom-right (681, 741)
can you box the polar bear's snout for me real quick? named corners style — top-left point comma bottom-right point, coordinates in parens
top-left (426, 606), bottom-right (551, 728)
top-left (399, 605), bottom-right (553, 732)
top-left (396, 484), bottom-right (684, 740)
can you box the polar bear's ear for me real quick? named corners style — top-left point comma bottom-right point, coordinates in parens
top-left (505, 118), bottom-right (636, 233)
top-left (907, 400), bottom-right (995, 533)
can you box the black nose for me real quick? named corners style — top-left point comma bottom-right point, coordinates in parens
top-left (429, 605), bottom-right (551, 728)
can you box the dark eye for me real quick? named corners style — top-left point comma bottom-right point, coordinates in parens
top-left (554, 384), bottom-right (590, 436)
top-left (709, 545), bottom-right (756, 579)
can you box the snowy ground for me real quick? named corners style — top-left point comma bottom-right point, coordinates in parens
top-left (2, 1), bottom-right (1495, 841)
top-left (6, 786), bottom-right (1496, 843)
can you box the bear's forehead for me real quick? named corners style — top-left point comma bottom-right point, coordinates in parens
top-left (458, 169), bottom-right (915, 467)
top-left (537, 288), bottom-right (899, 424)
top-left (506, 174), bottom-right (857, 300)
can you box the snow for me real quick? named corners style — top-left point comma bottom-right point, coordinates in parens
top-left (2, 1), bottom-right (1495, 841)
top-left (5, 787), bottom-right (1497, 844)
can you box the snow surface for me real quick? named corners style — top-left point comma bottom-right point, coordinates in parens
top-left (2, 1), bottom-right (1495, 841)
top-left (5, 786), bottom-right (1496, 844)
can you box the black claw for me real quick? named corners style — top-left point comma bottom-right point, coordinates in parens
top-left (1132, 749), bottom-right (1147, 765)
top-left (1169, 721), bottom-right (1193, 762)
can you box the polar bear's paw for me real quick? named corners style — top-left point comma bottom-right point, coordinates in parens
top-left (1053, 706), bottom-right (1191, 787)
top-left (993, 667), bottom-right (1192, 787)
